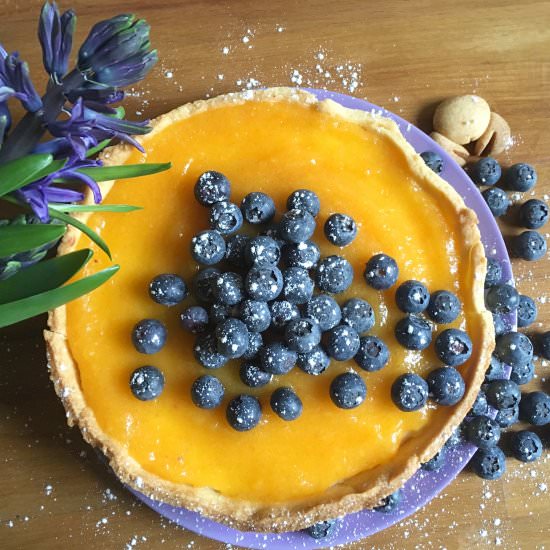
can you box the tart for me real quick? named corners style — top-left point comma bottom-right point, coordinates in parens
top-left (45, 88), bottom-right (494, 532)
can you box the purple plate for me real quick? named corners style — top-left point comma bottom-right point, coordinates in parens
top-left (129, 90), bottom-right (513, 549)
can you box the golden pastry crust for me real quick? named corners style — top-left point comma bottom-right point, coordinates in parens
top-left (45, 87), bottom-right (494, 532)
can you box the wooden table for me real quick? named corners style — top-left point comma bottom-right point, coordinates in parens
top-left (2, 1), bottom-right (550, 548)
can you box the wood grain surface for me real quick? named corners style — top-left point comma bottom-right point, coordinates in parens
top-left (1, 1), bottom-right (550, 548)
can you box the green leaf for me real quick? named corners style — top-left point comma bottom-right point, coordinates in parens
top-left (48, 203), bottom-right (142, 213)
top-left (0, 249), bottom-right (92, 303)
top-left (0, 264), bottom-right (119, 328)
top-left (0, 223), bottom-right (66, 256)
top-left (86, 139), bottom-right (112, 158)
top-left (73, 162), bottom-right (171, 182)
top-left (48, 208), bottom-right (111, 259)
top-left (0, 154), bottom-right (53, 197)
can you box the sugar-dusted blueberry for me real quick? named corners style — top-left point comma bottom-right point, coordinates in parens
top-left (470, 157), bottom-right (501, 186)
top-left (504, 162), bottom-right (537, 192)
top-left (482, 187), bottom-right (510, 217)
top-left (420, 151), bottom-right (443, 174)
top-left (282, 240), bottom-right (320, 269)
top-left (427, 366), bottom-right (465, 406)
top-left (180, 306), bottom-right (209, 334)
top-left (329, 371), bottom-right (367, 409)
top-left (129, 366), bottom-right (165, 401)
top-left (341, 298), bottom-right (375, 334)
top-left (244, 235), bottom-right (281, 267)
top-left (215, 318), bottom-right (249, 359)
top-left (193, 267), bottom-right (221, 303)
top-left (466, 415), bottom-right (501, 449)
top-left (492, 313), bottom-right (507, 337)
top-left (519, 391), bottom-right (550, 426)
top-left (297, 346), bottom-right (330, 375)
top-left (269, 300), bottom-right (300, 330)
top-left (193, 332), bottom-right (228, 369)
top-left (485, 258), bottom-right (502, 288)
top-left (445, 428), bottom-right (464, 448)
top-left (422, 447), bottom-right (447, 472)
top-left (190, 375), bottom-right (224, 409)
top-left (374, 490), bottom-right (402, 513)
top-left (427, 290), bottom-right (461, 324)
top-left (470, 391), bottom-right (489, 417)
top-left (226, 394), bottom-right (262, 431)
top-left (213, 271), bottom-right (243, 306)
top-left (239, 360), bottom-right (272, 388)
top-left (259, 342), bottom-right (297, 375)
top-left (485, 283), bottom-right (519, 314)
top-left (470, 447), bottom-right (506, 480)
top-left (315, 255), bottom-right (354, 293)
top-left (512, 230), bottom-right (547, 261)
top-left (194, 171), bottom-right (231, 206)
top-left (190, 230), bottom-right (226, 266)
top-left (209, 200), bottom-right (243, 235)
top-left (435, 329), bottom-right (473, 367)
top-left (304, 294), bottom-right (341, 331)
top-left (517, 294), bottom-right (537, 328)
top-left (239, 299), bottom-right (271, 332)
top-left (225, 234), bottom-right (249, 267)
top-left (495, 405), bottom-right (519, 428)
top-left (394, 315), bottom-right (432, 351)
top-left (486, 379), bottom-right (521, 410)
top-left (279, 209), bottom-right (316, 243)
top-left (354, 335), bottom-right (389, 372)
top-left (391, 373), bottom-right (429, 412)
top-left (324, 213), bottom-right (357, 247)
top-left (495, 331), bottom-right (533, 367)
top-left (132, 319), bottom-right (167, 354)
top-left (285, 317), bottom-right (321, 354)
top-left (287, 189), bottom-right (321, 217)
top-left (282, 266), bottom-right (314, 304)
top-left (395, 280), bottom-right (429, 313)
top-left (364, 253), bottom-right (399, 290)
top-left (519, 199), bottom-right (549, 230)
top-left (149, 274), bottom-right (187, 306)
top-left (242, 331), bottom-right (263, 360)
top-left (241, 192), bottom-right (275, 225)
top-left (510, 361), bottom-right (535, 386)
top-left (209, 302), bottom-right (232, 324)
top-left (324, 324), bottom-right (361, 361)
top-left (511, 430), bottom-right (543, 462)
top-left (485, 354), bottom-right (505, 382)
top-left (270, 387), bottom-right (303, 421)
top-left (304, 519), bottom-right (338, 540)
top-left (245, 265), bottom-right (283, 301)
top-left (541, 331), bottom-right (550, 360)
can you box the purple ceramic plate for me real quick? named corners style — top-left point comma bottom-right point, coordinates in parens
top-left (129, 89), bottom-right (514, 549)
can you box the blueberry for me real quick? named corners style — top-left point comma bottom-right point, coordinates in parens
top-left (215, 318), bottom-right (249, 359)
top-left (193, 332), bottom-right (228, 369)
top-left (129, 366), bottom-right (165, 401)
top-left (213, 272), bottom-right (243, 306)
top-left (239, 360), bottom-right (272, 388)
top-left (132, 319), bottom-right (167, 354)
top-left (485, 354), bottom-right (505, 382)
top-left (269, 300), bottom-right (300, 330)
top-left (485, 283), bottom-right (519, 314)
top-left (226, 394), bottom-right (262, 431)
top-left (354, 335), bottom-right (389, 372)
top-left (259, 342), bottom-right (297, 375)
top-left (374, 490), bottom-right (401, 513)
top-left (225, 234), bottom-right (249, 267)
top-left (517, 295), bottom-right (537, 328)
top-left (427, 366), bottom-right (465, 406)
top-left (241, 192), bottom-right (275, 224)
top-left (242, 331), bottom-right (263, 360)
top-left (193, 268), bottom-right (221, 303)
top-left (341, 298), bottom-right (375, 334)
top-left (495, 331), bottom-right (533, 367)
top-left (420, 151), bottom-right (443, 174)
top-left (470, 157), bottom-right (502, 186)
top-left (510, 361), bottom-right (535, 385)
top-left (149, 274), bottom-right (187, 306)
top-left (512, 230), bottom-right (547, 261)
top-left (395, 280), bottom-right (430, 313)
top-left (239, 299), bottom-right (271, 332)
top-left (495, 405), bottom-right (519, 428)
top-left (279, 209), bottom-right (316, 243)
top-left (297, 346), bottom-right (331, 375)
top-left (427, 290), bottom-right (461, 324)
top-left (194, 171), bottom-right (231, 206)
top-left (511, 430), bottom-right (543, 462)
top-left (519, 391), bottom-right (550, 426)
top-left (422, 447), bottom-right (447, 471)
top-left (285, 317), bottom-right (321, 353)
top-left (180, 306), bottom-right (209, 334)
top-left (394, 315), bottom-right (432, 351)
top-left (190, 375), bottom-right (224, 409)
top-left (485, 258), bottom-right (502, 288)
top-left (315, 255), bottom-right (353, 293)
top-left (245, 266), bottom-right (283, 301)
top-left (541, 331), bottom-right (550, 360)
top-left (486, 379), bottom-right (521, 410)
top-left (324, 324), bottom-right (361, 360)
top-left (244, 236), bottom-right (281, 267)
top-left (190, 230), bottom-right (226, 266)
top-left (492, 313), bottom-right (507, 337)
top-left (324, 213), bottom-right (357, 246)
top-left (304, 294), bottom-right (341, 331)
top-left (470, 447), bottom-right (506, 480)
top-left (270, 387), bottom-right (303, 421)
top-left (282, 266), bottom-right (314, 304)
top-left (466, 415), bottom-right (501, 449)
top-left (329, 371), bottom-right (367, 409)
top-left (391, 373), bottom-right (429, 412)
top-left (304, 519), bottom-right (338, 540)
top-left (364, 253), bottom-right (399, 290)
top-left (282, 240), bottom-right (320, 269)
top-left (445, 428), bottom-right (464, 448)
top-left (287, 189), bottom-right (320, 217)
top-left (434, 329), bottom-right (473, 367)
top-left (208, 201), bottom-right (243, 235)
top-left (209, 302), bottom-right (232, 324)
top-left (519, 199), bottom-right (549, 229)
top-left (470, 391), bottom-right (489, 417)
top-left (482, 187), bottom-right (510, 217)
top-left (504, 162), bottom-right (537, 192)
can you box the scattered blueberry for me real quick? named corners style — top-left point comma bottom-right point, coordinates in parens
top-left (241, 192), bottom-right (276, 225)
top-left (466, 415), bottom-right (501, 449)
top-left (394, 315), bottom-right (432, 351)
top-left (215, 318), bottom-right (249, 359)
top-left (510, 360), bottom-right (535, 385)
top-left (420, 151), bottom-right (443, 174)
top-left (391, 373), bottom-right (429, 412)
top-left (279, 209), bottom-right (316, 243)
top-left (504, 163), bottom-right (537, 192)
top-left (285, 317), bottom-right (321, 353)
top-left (541, 331), bottom-right (550, 360)
top-left (470, 446), bottom-right (506, 480)
top-left (191, 375), bottom-right (224, 409)
top-left (305, 294), bottom-right (341, 331)
top-left (470, 157), bottom-right (501, 186)
top-left (512, 230), bottom-right (547, 261)
top-left (485, 283), bottom-right (519, 314)
top-left (287, 189), bottom-right (321, 217)
top-left (132, 319), bottom-right (167, 354)
top-left (180, 306), bottom-right (209, 334)
top-left (282, 266), bottom-right (314, 304)
top-left (495, 331), bottom-right (533, 367)
top-left (511, 430), bottom-right (543, 462)
top-left (364, 253), bottom-right (399, 290)
top-left (239, 299), bottom-right (271, 332)
top-left (245, 266), bottom-right (283, 301)
top-left (485, 258), bottom-right (502, 288)
top-left (427, 290), bottom-right (461, 324)
top-left (492, 313), bottom-right (507, 337)
top-left (190, 230), bottom-right (226, 266)
top-left (485, 354), bottom-right (506, 382)
top-left (239, 361), bottom-right (272, 388)
top-left (297, 346), bottom-right (331, 375)
top-left (193, 332), bottom-right (228, 369)
top-left (304, 520), bottom-right (337, 540)
top-left (244, 236), bottom-right (281, 267)
top-left (427, 366), bottom-right (465, 406)
top-left (270, 387), bottom-right (303, 421)
top-left (482, 187), bottom-right (510, 217)
top-left (194, 171), bottom-right (231, 206)
top-left (519, 199), bottom-right (549, 229)
top-left (495, 405), bottom-right (519, 428)
top-left (434, 329), bottom-right (473, 366)
top-left (242, 331), bottom-right (263, 360)
top-left (445, 428), bottom-right (464, 448)
top-left (329, 371), bottom-right (367, 409)
top-left (395, 280), bottom-right (430, 313)
top-left (324, 324), bottom-right (361, 360)
top-left (209, 302), bottom-right (232, 324)
top-left (129, 366), bottom-right (165, 401)
top-left (149, 274), bottom-right (188, 306)
top-left (470, 391), bottom-right (489, 417)
top-left (209, 201), bottom-right (243, 235)
top-left (324, 213), bottom-right (357, 246)
top-left (485, 379), bottom-right (521, 410)
top-left (259, 342), bottom-right (297, 375)
top-left (315, 255), bottom-right (354, 293)
top-left (282, 240), bottom-right (320, 269)
top-left (213, 272), bottom-right (243, 306)
top-left (517, 294), bottom-right (538, 328)
top-left (193, 267), bottom-right (221, 303)
top-left (354, 335), bottom-right (389, 372)
top-left (422, 447), bottom-right (447, 471)
top-left (269, 300), bottom-right (300, 330)
top-left (519, 391), bottom-right (550, 426)
top-left (226, 394), bottom-right (262, 431)
top-left (341, 298), bottom-right (375, 334)
top-left (374, 490), bottom-right (401, 513)
top-left (225, 234), bottom-right (249, 267)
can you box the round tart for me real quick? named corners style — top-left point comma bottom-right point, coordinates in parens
top-left (45, 88), bottom-right (494, 532)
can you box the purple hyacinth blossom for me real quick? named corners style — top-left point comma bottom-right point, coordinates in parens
top-left (0, 51), bottom-right (42, 112)
top-left (0, 101), bottom-right (10, 140)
